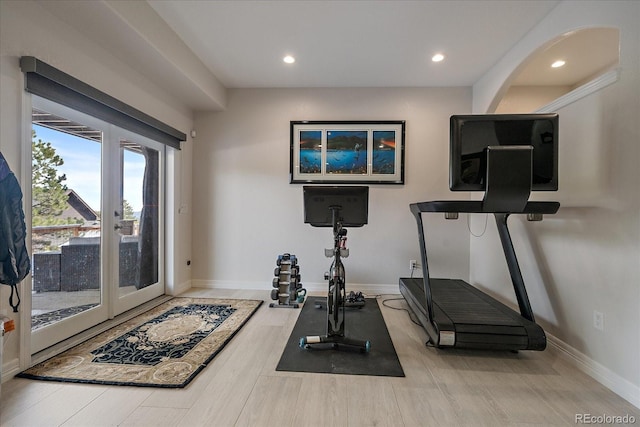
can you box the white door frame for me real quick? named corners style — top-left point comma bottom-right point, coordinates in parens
top-left (29, 96), bottom-right (165, 354)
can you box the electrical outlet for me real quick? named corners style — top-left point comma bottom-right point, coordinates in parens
top-left (593, 310), bottom-right (604, 331)
top-left (409, 260), bottom-right (417, 270)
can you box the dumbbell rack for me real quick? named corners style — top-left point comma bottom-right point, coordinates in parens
top-left (270, 253), bottom-right (305, 308)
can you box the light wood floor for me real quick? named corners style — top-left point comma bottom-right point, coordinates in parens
top-left (1, 288), bottom-right (638, 426)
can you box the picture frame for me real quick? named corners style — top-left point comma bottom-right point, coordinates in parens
top-left (290, 120), bottom-right (405, 184)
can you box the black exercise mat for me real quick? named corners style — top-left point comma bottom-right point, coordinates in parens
top-left (276, 296), bottom-right (405, 377)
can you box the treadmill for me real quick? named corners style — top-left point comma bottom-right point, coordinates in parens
top-left (400, 115), bottom-right (559, 351)
top-left (399, 201), bottom-right (557, 351)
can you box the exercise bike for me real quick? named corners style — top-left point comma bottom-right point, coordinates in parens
top-left (299, 186), bottom-right (371, 352)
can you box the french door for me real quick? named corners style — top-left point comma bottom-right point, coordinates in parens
top-left (113, 131), bottom-right (164, 315)
top-left (31, 96), bottom-right (164, 353)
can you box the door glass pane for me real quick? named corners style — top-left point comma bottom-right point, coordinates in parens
top-left (31, 108), bottom-right (102, 330)
top-left (118, 140), bottom-right (159, 298)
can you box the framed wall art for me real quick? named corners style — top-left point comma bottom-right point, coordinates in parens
top-left (290, 120), bottom-right (405, 184)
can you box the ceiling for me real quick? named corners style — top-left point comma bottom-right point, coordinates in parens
top-left (511, 27), bottom-right (619, 87)
top-left (148, 0), bottom-right (561, 88)
top-left (38, 0), bottom-right (618, 111)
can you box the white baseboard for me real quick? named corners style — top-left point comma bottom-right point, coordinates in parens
top-left (191, 279), bottom-right (262, 290)
top-left (301, 282), bottom-right (400, 296)
top-left (170, 279), bottom-right (192, 296)
top-left (1, 356), bottom-right (20, 383)
top-left (191, 279), bottom-right (400, 296)
top-left (546, 333), bottom-right (640, 409)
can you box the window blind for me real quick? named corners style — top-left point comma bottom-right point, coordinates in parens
top-left (20, 56), bottom-right (185, 150)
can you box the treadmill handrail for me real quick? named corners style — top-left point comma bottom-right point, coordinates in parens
top-left (495, 213), bottom-right (535, 322)
top-left (410, 200), bottom-right (560, 215)
top-left (410, 208), bottom-right (435, 324)
top-left (409, 200), bottom-right (559, 325)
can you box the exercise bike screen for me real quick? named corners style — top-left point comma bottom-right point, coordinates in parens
top-left (303, 186), bottom-right (369, 227)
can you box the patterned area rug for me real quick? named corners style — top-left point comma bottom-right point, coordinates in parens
top-left (18, 297), bottom-right (263, 388)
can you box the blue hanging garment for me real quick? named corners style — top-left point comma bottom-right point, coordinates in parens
top-left (0, 151), bottom-right (30, 312)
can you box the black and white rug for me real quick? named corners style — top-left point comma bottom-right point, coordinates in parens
top-left (19, 297), bottom-right (263, 388)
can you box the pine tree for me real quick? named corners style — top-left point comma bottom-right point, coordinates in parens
top-left (122, 199), bottom-right (135, 219)
top-left (32, 130), bottom-right (69, 225)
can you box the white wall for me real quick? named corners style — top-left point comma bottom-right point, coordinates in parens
top-left (495, 85), bottom-right (572, 113)
top-left (192, 87), bottom-right (471, 292)
top-left (472, 0), bottom-right (640, 406)
top-left (0, 0), bottom-right (194, 374)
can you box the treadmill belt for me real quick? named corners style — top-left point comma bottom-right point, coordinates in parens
top-left (399, 277), bottom-right (546, 350)
top-left (432, 279), bottom-right (522, 326)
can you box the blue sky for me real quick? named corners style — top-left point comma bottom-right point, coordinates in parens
top-left (33, 125), bottom-right (145, 212)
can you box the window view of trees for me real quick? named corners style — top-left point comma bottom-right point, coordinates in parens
top-left (122, 199), bottom-right (135, 220)
top-left (32, 130), bottom-right (75, 226)
top-left (31, 130), bottom-right (93, 252)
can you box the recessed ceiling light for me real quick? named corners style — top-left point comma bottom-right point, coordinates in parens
top-left (283, 55), bottom-right (295, 64)
top-left (432, 53), bottom-right (445, 63)
top-left (551, 60), bottom-right (566, 68)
